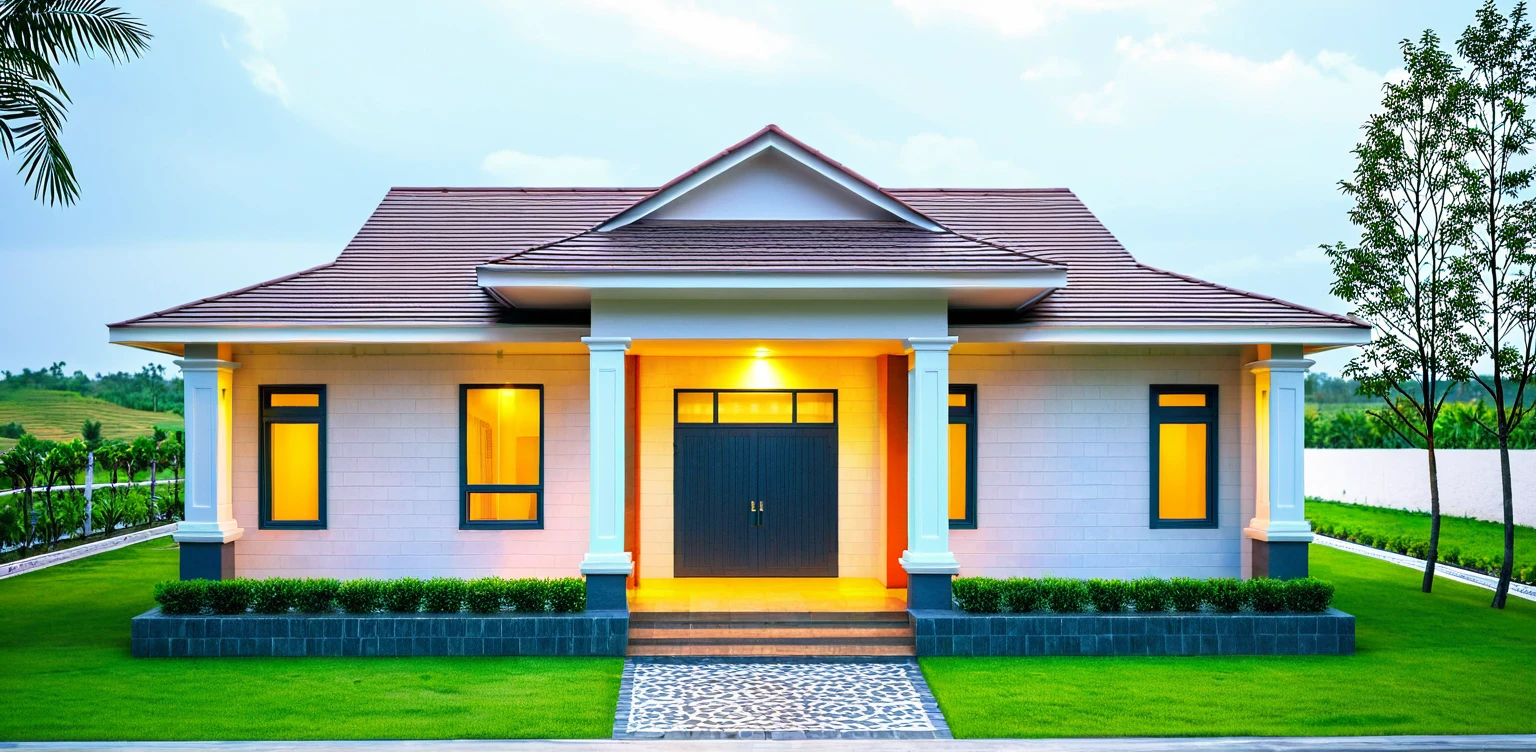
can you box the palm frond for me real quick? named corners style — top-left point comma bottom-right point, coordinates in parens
top-left (0, 72), bottom-right (77, 204)
top-left (1, 0), bottom-right (151, 66)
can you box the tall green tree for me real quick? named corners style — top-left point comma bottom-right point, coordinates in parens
top-left (1451, 0), bottom-right (1536, 609)
top-left (1327, 30), bottom-right (1476, 593)
top-left (0, 0), bottom-right (150, 205)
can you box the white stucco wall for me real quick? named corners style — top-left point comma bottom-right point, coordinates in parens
top-left (949, 346), bottom-right (1250, 579)
top-left (1305, 448), bottom-right (1535, 525)
top-left (229, 345), bottom-right (591, 579)
top-left (635, 355), bottom-right (881, 580)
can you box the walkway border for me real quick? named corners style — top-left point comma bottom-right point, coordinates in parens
top-left (1, 733), bottom-right (1535, 751)
top-left (0, 523), bottom-right (177, 581)
top-left (1314, 535), bottom-right (1536, 602)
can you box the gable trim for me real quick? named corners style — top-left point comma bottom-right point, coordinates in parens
top-left (597, 126), bottom-right (945, 232)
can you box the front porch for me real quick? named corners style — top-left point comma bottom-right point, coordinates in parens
top-left (628, 577), bottom-right (907, 613)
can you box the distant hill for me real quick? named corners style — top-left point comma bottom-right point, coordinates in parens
top-left (0, 390), bottom-right (183, 444)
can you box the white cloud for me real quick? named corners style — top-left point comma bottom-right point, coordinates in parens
top-left (1071, 35), bottom-right (1391, 126)
top-left (490, 0), bottom-right (799, 72)
top-left (895, 133), bottom-right (1037, 187)
top-left (1020, 56), bottom-right (1081, 81)
top-left (207, 0), bottom-right (292, 106)
top-left (893, 0), bottom-right (1219, 37)
top-left (481, 151), bottom-right (621, 186)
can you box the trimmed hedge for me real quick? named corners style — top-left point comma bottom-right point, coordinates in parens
top-left (152, 575), bottom-right (588, 616)
top-left (1312, 519), bottom-right (1536, 585)
top-left (951, 575), bottom-right (1336, 614)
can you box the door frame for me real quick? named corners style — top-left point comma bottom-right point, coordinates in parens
top-left (671, 389), bottom-right (840, 577)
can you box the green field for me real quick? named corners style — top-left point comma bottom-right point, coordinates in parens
top-left (923, 545), bottom-right (1536, 738)
top-left (0, 540), bottom-right (622, 741)
top-left (1309, 498), bottom-right (1532, 569)
top-left (0, 389), bottom-right (182, 443)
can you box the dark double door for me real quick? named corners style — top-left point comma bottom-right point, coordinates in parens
top-left (674, 426), bottom-right (838, 577)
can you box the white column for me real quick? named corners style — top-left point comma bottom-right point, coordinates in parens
top-left (1244, 353), bottom-right (1315, 545)
top-left (579, 336), bottom-right (633, 577)
top-left (172, 345), bottom-right (242, 545)
top-left (900, 336), bottom-right (961, 576)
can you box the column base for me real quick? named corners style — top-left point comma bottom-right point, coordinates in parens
top-left (584, 574), bottom-right (629, 612)
top-left (906, 573), bottom-right (955, 610)
top-left (1253, 540), bottom-right (1309, 580)
top-left (179, 541), bottom-right (235, 581)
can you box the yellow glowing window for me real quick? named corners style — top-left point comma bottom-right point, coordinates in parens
top-left (260, 386), bottom-right (325, 528)
top-left (461, 385), bottom-right (544, 527)
top-left (796, 392), bottom-right (835, 423)
top-left (717, 392), bottom-right (794, 423)
top-left (677, 392), bottom-right (714, 423)
top-left (1151, 386), bottom-right (1217, 527)
top-left (949, 385), bottom-right (977, 528)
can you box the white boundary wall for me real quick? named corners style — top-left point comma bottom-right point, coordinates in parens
top-left (1305, 448), bottom-right (1536, 525)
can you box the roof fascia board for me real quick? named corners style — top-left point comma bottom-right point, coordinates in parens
top-left (477, 267), bottom-right (1068, 291)
top-left (597, 133), bottom-right (944, 232)
top-left (956, 325), bottom-right (1371, 346)
top-left (108, 325), bottom-right (590, 346)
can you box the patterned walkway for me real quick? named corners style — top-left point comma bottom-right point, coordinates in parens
top-left (613, 657), bottom-right (951, 740)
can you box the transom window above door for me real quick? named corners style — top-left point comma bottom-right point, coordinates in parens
top-left (675, 390), bottom-right (837, 426)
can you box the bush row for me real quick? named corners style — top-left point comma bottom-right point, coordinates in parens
top-left (153, 576), bottom-right (586, 615)
top-left (950, 576), bottom-right (1334, 614)
top-left (1312, 522), bottom-right (1536, 585)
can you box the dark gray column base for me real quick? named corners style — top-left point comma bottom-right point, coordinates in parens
top-left (585, 573), bottom-right (629, 612)
top-left (179, 541), bottom-right (235, 581)
top-left (906, 572), bottom-right (954, 610)
top-left (1253, 540), bottom-right (1309, 580)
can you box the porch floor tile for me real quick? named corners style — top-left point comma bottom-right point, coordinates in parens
top-left (628, 577), bottom-right (907, 613)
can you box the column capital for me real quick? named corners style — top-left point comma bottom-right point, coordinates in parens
top-left (174, 358), bottom-right (241, 373)
top-left (1245, 358), bottom-right (1314, 375)
top-left (581, 336), bottom-right (632, 353)
top-left (904, 336), bottom-right (959, 353)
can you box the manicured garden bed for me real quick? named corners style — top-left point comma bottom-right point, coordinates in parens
top-left (921, 545), bottom-right (1536, 738)
top-left (1308, 498), bottom-right (1535, 584)
top-left (0, 540), bottom-right (623, 740)
top-left (911, 609), bottom-right (1354, 657)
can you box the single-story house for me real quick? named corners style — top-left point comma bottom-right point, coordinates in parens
top-left (109, 126), bottom-right (1369, 610)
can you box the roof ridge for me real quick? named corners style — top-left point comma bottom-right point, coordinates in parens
top-left (110, 260), bottom-right (339, 328)
top-left (1133, 262), bottom-right (1367, 327)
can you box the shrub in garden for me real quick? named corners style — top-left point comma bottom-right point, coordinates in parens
top-left (952, 577), bottom-right (1002, 613)
top-left (154, 579), bottom-right (208, 614)
top-left (336, 579), bottom-right (386, 614)
top-left (547, 578), bottom-right (586, 612)
top-left (1086, 579), bottom-right (1132, 612)
top-left (423, 577), bottom-right (467, 613)
top-left (1167, 577), bottom-right (1207, 612)
top-left (466, 577), bottom-right (507, 613)
top-left (251, 578), bottom-right (298, 614)
top-left (1131, 577), bottom-right (1170, 612)
top-left (1443, 547), bottom-right (1462, 566)
top-left (1205, 578), bottom-right (1245, 613)
top-left (1283, 578), bottom-right (1334, 613)
top-left (1407, 540), bottom-right (1430, 560)
top-left (1243, 577), bottom-right (1288, 613)
top-left (1041, 578), bottom-right (1090, 613)
top-left (1000, 577), bottom-right (1044, 613)
top-left (384, 577), bottom-right (425, 613)
top-left (206, 579), bottom-right (255, 615)
top-left (505, 578), bottom-right (549, 612)
top-left (294, 578), bottom-right (340, 613)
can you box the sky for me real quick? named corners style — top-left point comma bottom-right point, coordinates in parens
top-left (0, 0), bottom-right (1488, 378)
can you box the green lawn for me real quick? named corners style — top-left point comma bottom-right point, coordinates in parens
top-left (922, 545), bottom-right (1536, 738)
top-left (0, 540), bottom-right (623, 741)
top-left (1309, 498), bottom-right (1533, 568)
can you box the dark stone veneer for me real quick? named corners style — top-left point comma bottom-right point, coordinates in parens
top-left (909, 608), bottom-right (1355, 657)
top-left (131, 608), bottom-right (628, 658)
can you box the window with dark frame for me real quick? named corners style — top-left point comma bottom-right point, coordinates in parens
top-left (1149, 384), bottom-right (1219, 528)
top-left (673, 389), bottom-right (837, 425)
top-left (460, 384), bottom-right (545, 530)
top-left (259, 385), bottom-right (326, 529)
top-left (949, 384), bottom-right (977, 530)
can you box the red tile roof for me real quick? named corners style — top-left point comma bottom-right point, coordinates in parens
top-left (111, 186), bottom-right (1363, 331)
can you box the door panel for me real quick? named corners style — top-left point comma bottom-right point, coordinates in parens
top-left (755, 428), bottom-right (837, 576)
top-left (674, 428), bottom-right (756, 576)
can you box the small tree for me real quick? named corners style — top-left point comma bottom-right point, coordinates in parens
top-left (1451, 0), bottom-right (1536, 608)
top-left (157, 435), bottom-right (182, 520)
top-left (128, 435), bottom-right (154, 521)
top-left (80, 419), bottom-right (102, 450)
top-left (0, 435), bottom-right (43, 553)
top-left (1327, 29), bottom-right (1476, 593)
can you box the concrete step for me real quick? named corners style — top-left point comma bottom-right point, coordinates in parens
top-left (629, 626), bottom-right (914, 640)
top-left (627, 643), bottom-right (917, 657)
top-left (627, 610), bottom-right (916, 657)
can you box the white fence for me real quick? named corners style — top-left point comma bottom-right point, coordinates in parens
top-left (0, 477), bottom-right (182, 498)
top-left (1305, 448), bottom-right (1536, 525)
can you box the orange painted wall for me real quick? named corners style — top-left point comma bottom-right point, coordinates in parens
top-left (878, 354), bottom-right (908, 588)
